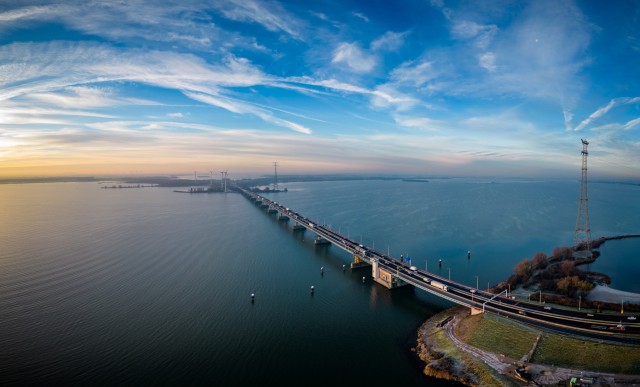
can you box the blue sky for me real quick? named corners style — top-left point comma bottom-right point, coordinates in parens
top-left (0, 0), bottom-right (639, 179)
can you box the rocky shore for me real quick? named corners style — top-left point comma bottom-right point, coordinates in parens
top-left (414, 307), bottom-right (517, 386)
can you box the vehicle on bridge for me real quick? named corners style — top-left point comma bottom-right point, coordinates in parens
top-left (611, 324), bottom-right (626, 331)
top-left (422, 277), bottom-right (431, 284)
top-left (356, 245), bottom-right (370, 257)
top-left (430, 281), bottom-right (448, 291)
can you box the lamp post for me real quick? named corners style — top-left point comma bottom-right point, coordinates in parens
top-left (448, 267), bottom-right (451, 281)
top-left (475, 275), bottom-right (479, 290)
top-left (579, 295), bottom-right (581, 311)
top-left (425, 259), bottom-right (428, 272)
top-left (539, 290), bottom-right (542, 304)
top-left (621, 299), bottom-right (624, 315)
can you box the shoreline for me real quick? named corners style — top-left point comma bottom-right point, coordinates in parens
top-left (415, 307), bottom-right (640, 386)
top-left (587, 284), bottom-right (640, 304)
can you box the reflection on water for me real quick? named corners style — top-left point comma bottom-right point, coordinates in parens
top-left (0, 179), bottom-right (638, 384)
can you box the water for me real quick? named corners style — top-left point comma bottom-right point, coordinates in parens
top-left (0, 179), bottom-right (638, 385)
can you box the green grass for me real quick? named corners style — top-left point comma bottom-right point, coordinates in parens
top-left (531, 334), bottom-right (640, 374)
top-left (456, 314), bottom-right (539, 360)
top-left (456, 312), bottom-right (640, 374)
top-left (425, 309), bottom-right (518, 386)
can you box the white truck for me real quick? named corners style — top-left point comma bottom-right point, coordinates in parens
top-left (430, 281), bottom-right (448, 292)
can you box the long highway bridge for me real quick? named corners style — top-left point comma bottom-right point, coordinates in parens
top-left (238, 188), bottom-right (639, 345)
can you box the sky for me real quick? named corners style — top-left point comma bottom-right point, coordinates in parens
top-left (0, 0), bottom-right (639, 179)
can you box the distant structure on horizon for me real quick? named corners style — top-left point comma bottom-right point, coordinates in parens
top-left (574, 139), bottom-right (592, 256)
top-left (273, 161), bottom-right (279, 191)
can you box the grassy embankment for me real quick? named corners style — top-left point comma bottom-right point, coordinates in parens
top-left (456, 314), bottom-right (538, 360)
top-left (417, 308), bottom-right (519, 386)
top-left (456, 313), bottom-right (640, 374)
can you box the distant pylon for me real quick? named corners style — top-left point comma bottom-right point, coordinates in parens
top-left (273, 162), bottom-right (279, 191)
top-left (574, 139), bottom-right (592, 253)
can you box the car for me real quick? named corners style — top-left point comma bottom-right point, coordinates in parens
top-left (587, 313), bottom-right (594, 317)
top-left (628, 316), bottom-right (637, 320)
top-left (409, 266), bottom-right (417, 271)
top-left (518, 310), bottom-right (527, 316)
top-left (544, 306), bottom-right (551, 310)
top-left (611, 324), bottom-right (625, 331)
top-left (470, 289), bottom-right (476, 294)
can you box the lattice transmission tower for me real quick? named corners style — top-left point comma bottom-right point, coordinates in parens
top-left (574, 139), bottom-right (591, 253)
top-left (273, 161), bottom-right (279, 191)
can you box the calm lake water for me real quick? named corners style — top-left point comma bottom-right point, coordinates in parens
top-left (0, 178), bottom-right (638, 385)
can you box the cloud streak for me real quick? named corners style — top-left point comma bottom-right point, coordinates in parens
top-left (0, 41), bottom-right (317, 134)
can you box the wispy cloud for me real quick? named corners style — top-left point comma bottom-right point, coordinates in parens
top-left (331, 42), bottom-right (376, 73)
top-left (623, 117), bottom-right (640, 131)
top-left (574, 97), bottom-right (640, 131)
top-left (0, 1), bottom-right (292, 53)
top-left (371, 31), bottom-right (407, 51)
top-left (184, 91), bottom-right (312, 134)
top-left (213, 0), bottom-right (303, 39)
top-left (352, 12), bottom-right (369, 23)
top-left (27, 86), bottom-right (119, 108)
top-left (289, 77), bottom-right (416, 112)
top-left (0, 41), bottom-right (319, 135)
top-left (478, 52), bottom-right (496, 72)
top-left (393, 115), bottom-right (440, 131)
top-left (0, 100), bottom-right (116, 126)
top-left (574, 99), bottom-right (617, 131)
top-left (425, 0), bottom-right (591, 107)
top-left (390, 59), bottom-right (439, 88)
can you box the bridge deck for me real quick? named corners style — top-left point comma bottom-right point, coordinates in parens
top-left (239, 187), bottom-right (639, 344)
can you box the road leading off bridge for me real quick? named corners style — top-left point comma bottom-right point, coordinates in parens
top-left (238, 188), bottom-right (639, 345)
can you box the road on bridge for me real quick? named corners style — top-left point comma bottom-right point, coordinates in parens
top-left (240, 188), bottom-right (640, 345)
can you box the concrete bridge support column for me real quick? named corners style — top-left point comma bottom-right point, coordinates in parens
top-left (350, 254), bottom-right (369, 269)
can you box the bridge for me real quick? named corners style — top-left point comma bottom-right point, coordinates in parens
top-left (238, 188), bottom-right (640, 344)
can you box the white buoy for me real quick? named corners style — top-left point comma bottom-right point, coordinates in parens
top-left (362, 276), bottom-right (365, 283)
top-left (321, 266), bottom-right (324, 275)
top-left (342, 264), bottom-right (345, 272)
top-left (310, 285), bottom-right (314, 295)
top-left (251, 293), bottom-right (255, 303)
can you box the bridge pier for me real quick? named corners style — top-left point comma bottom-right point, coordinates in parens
top-left (371, 259), bottom-right (410, 289)
top-left (350, 254), bottom-right (369, 269)
top-left (314, 236), bottom-right (331, 245)
top-left (292, 223), bottom-right (305, 231)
